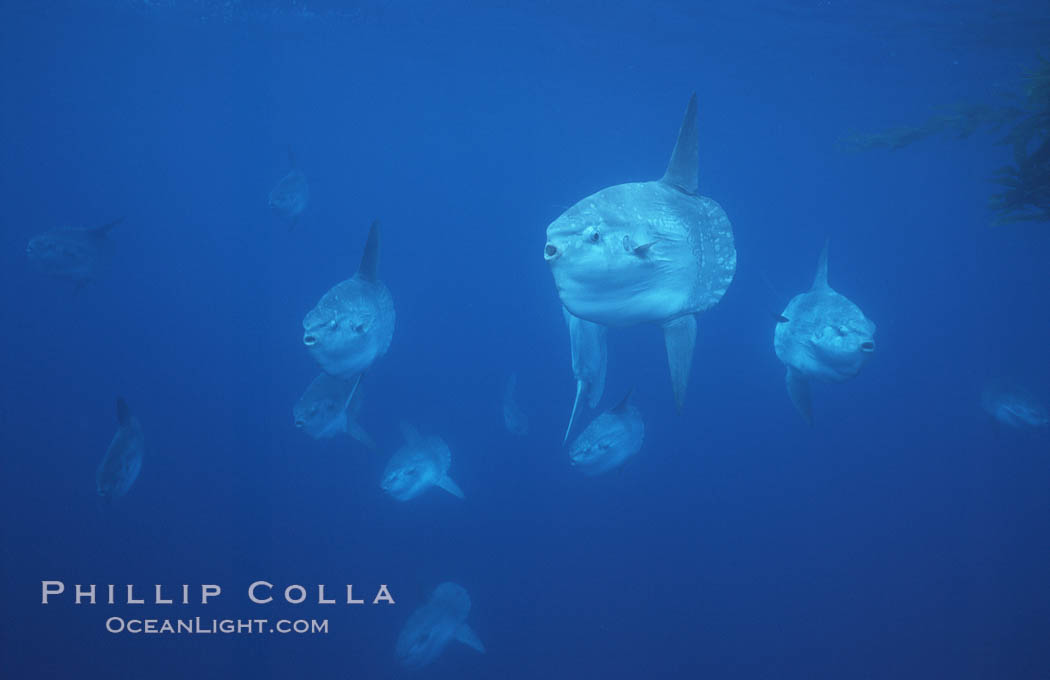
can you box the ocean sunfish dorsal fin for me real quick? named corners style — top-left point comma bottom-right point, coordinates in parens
top-left (785, 367), bottom-right (813, 426)
top-left (812, 240), bottom-right (830, 290)
top-left (564, 380), bottom-right (584, 444)
top-left (611, 389), bottom-right (634, 414)
top-left (92, 217), bottom-right (125, 239)
top-left (399, 421), bottom-right (422, 445)
top-left (660, 93), bottom-right (699, 194)
top-left (358, 220), bottom-right (381, 282)
top-left (116, 397), bottom-right (131, 427)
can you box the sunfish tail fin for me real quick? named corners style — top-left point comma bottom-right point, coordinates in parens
top-left (357, 220), bottom-right (380, 282)
top-left (812, 239), bottom-right (830, 290)
top-left (454, 623), bottom-right (485, 653)
top-left (564, 380), bottom-right (585, 444)
top-left (116, 397), bottom-right (131, 427)
top-left (663, 315), bottom-right (697, 412)
top-left (436, 475), bottom-right (464, 499)
top-left (785, 367), bottom-right (813, 426)
top-left (660, 93), bottom-right (699, 194)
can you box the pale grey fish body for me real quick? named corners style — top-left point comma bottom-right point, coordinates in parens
top-left (293, 372), bottom-right (375, 447)
top-left (381, 423), bottom-right (463, 501)
top-left (26, 218), bottom-right (122, 285)
top-left (568, 396), bottom-right (644, 476)
top-left (562, 307), bottom-right (607, 441)
top-left (544, 95), bottom-right (735, 409)
top-left (981, 381), bottom-right (1049, 429)
top-left (96, 397), bottom-right (145, 499)
top-left (395, 582), bottom-right (485, 669)
top-left (303, 221), bottom-right (394, 379)
top-left (502, 373), bottom-right (529, 436)
top-left (269, 168), bottom-right (309, 221)
top-left (774, 243), bottom-right (875, 424)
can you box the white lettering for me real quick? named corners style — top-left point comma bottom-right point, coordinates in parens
top-left (41, 581), bottom-right (64, 604)
top-left (284, 585), bottom-right (306, 604)
top-left (373, 584), bottom-right (395, 605)
top-left (75, 584), bottom-right (95, 605)
top-left (248, 581), bottom-right (272, 604)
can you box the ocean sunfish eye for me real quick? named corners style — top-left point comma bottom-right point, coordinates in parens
top-left (588, 229), bottom-right (600, 243)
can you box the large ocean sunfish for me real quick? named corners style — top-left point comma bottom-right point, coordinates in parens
top-left (544, 94), bottom-right (736, 410)
top-left (773, 242), bottom-right (876, 424)
top-left (96, 397), bottom-right (145, 500)
top-left (269, 151), bottom-right (309, 229)
top-left (26, 217), bottom-right (124, 289)
top-left (568, 392), bottom-right (644, 476)
top-left (981, 379), bottom-right (1049, 431)
top-left (302, 220), bottom-right (395, 402)
top-left (395, 582), bottom-right (485, 669)
top-left (293, 371), bottom-right (376, 448)
top-left (380, 423), bottom-right (464, 501)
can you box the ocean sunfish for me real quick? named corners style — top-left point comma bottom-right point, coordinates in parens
top-left (26, 217), bottom-right (124, 289)
top-left (562, 307), bottom-right (607, 443)
top-left (96, 397), bottom-right (145, 500)
top-left (568, 392), bottom-right (644, 476)
top-left (303, 220), bottom-right (395, 380)
top-left (544, 94), bottom-right (736, 410)
top-left (774, 242), bottom-right (876, 424)
top-left (502, 373), bottom-right (529, 436)
top-left (395, 582), bottom-right (485, 669)
top-left (293, 372), bottom-right (376, 448)
top-left (981, 380), bottom-right (1049, 430)
top-left (381, 423), bottom-right (464, 501)
top-left (269, 151), bottom-right (309, 228)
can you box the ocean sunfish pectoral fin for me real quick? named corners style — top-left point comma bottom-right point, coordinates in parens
top-left (346, 421), bottom-right (378, 450)
top-left (785, 367), bottom-right (813, 426)
top-left (116, 397), bottom-right (131, 427)
top-left (357, 219), bottom-right (381, 282)
top-left (663, 315), bottom-right (697, 411)
top-left (454, 623), bottom-right (485, 653)
top-left (435, 474), bottom-right (464, 499)
top-left (660, 92), bottom-right (699, 194)
top-left (811, 239), bottom-right (830, 290)
top-left (564, 380), bottom-right (586, 444)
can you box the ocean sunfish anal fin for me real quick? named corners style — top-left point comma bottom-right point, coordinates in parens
top-left (435, 475), bottom-right (464, 499)
top-left (785, 367), bottom-right (813, 426)
top-left (660, 92), bottom-right (699, 194)
top-left (611, 389), bottom-right (634, 414)
top-left (358, 220), bottom-right (381, 282)
top-left (812, 239), bottom-right (830, 290)
top-left (116, 397), bottom-right (131, 427)
top-left (663, 315), bottom-right (697, 412)
top-left (564, 380), bottom-right (584, 445)
top-left (454, 623), bottom-right (485, 653)
top-left (399, 421), bottom-right (422, 445)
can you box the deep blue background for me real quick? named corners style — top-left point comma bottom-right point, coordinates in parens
top-left (1, 1), bottom-right (1048, 678)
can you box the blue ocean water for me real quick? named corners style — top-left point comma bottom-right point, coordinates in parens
top-left (1, 1), bottom-right (1049, 677)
